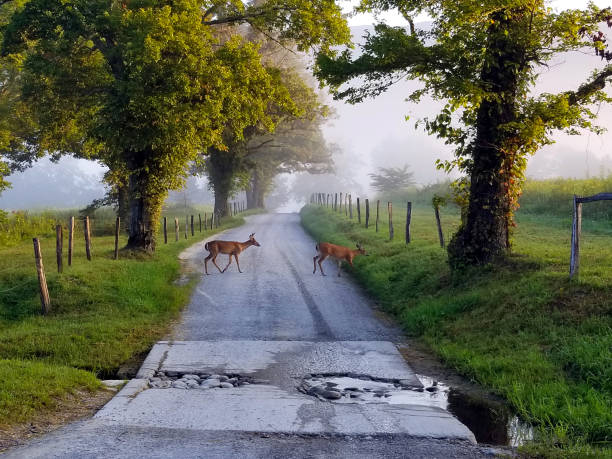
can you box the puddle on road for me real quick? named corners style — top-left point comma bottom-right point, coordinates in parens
top-left (299, 373), bottom-right (533, 447)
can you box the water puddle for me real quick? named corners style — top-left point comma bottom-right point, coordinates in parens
top-left (299, 373), bottom-right (533, 446)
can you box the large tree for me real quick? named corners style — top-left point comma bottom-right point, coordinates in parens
top-left (245, 119), bottom-right (333, 209)
top-left (316, 1), bottom-right (612, 267)
top-left (2, 0), bottom-right (349, 251)
top-left (201, 28), bottom-right (333, 216)
top-left (369, 165), bottom-right (414, 194)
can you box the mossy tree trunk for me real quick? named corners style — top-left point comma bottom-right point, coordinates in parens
top-left (448, 11), bottom-right (523, 268)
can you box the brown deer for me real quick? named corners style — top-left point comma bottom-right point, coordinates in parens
top-left (204, 233), bottom-right (261, 274)
top-left (313, 242), bottom-right (367, 277)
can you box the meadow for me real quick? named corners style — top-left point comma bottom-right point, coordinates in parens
top-left (301, 178), bottom-right (611, 456)
top-left (0, 203), bottom-right (251, 432)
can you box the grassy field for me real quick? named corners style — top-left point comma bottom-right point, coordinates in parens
top-left (301, 202), bottom-right (611, 456)
top-left (0, 207), bottom-right (252, 429)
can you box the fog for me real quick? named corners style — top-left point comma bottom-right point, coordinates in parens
top-left (1, 22), bottom-right (611, 211)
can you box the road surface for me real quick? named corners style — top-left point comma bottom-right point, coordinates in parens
top-left (5, 213), bottom-right (500, 458)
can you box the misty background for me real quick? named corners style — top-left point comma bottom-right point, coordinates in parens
top-left (1, 16), bottom-right (611, 211)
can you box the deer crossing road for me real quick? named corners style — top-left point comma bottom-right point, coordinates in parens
top-left (5, 213), bottom-right (498, 458)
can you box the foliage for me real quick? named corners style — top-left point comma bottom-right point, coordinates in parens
top-left (431, 193), bottom-right (446, 210)
top-left (368, 165), bottom-right (414, 194)
top-left (301, 204), bottom-right (612, 452)
top-left (315, 0), bottom-right (612, 266)
top-left (0, 0), bottom-right (40, 196)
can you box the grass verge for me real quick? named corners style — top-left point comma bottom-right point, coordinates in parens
top-left (0, 210), bottom-right (256, 430)
top-left (301, 204), bottom-right (611, 456)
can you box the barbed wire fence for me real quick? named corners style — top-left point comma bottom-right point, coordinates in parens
top-left (0, 200), bottom-right (248, 316)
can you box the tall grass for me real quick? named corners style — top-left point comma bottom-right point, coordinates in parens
top-left (520, 176), bottom-right (612, 220)
top-left (373, 175), bottom-right (612, 222)
top-left (0, 202), bottom-right (215, 248)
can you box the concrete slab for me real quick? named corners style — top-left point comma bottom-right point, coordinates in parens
top-left (98, 340), bottom-right (475, 443)
top-left (96, 384), bottom-right (475, 442)
top-left (137, 340), bottom-right (420, 387)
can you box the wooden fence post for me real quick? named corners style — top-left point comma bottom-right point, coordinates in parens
top-left (210, 212), bottom-right (214, 230)
top-left (114, 217), bottom-right (120, 260)
top-left (375, 200), bottom-right (380, 232)
top-left (204, 213), bottom-right (208, 230)
top-left (349, 194), bottom-right (353, 219)
top-left (357, 198), bottom-right (361, 223)
top-left (339, 193), bottom-right (343, 213)
top-left (388, 202), bottom-right (394, 240)
top-left (191, 215), bottom-right (194, 236)
top-left (33, 238), bottom-right (50, 315)
top-left (83, 216), bottom-right (92, 260)
top-left (199, 214), bottom-right (202, 232)
top-left (406, 202), bottom-right (412, 244)
top-left (175, 218), bottom-right (179, 242)
top-left (435, 206), bottom-right (444, 248)
top-left (163, 217), bottom-right (168, 244)
top-left (334, 193), bottom-right (338, 211)
top-left (185, 216), bottom-right (188, 239)
top-left (56, 224), bottom-right (63, 273)
top-left (68, 216), bottom-right (74, 266)
top-left (570, 195), bottom-right (582, 279)
top-left (345, 194), bottom-right (348, 216)
top-left (365, 199), bottom-right (370, 228)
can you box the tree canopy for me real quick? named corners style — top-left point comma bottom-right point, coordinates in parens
top-left (369, 165), bottom-right (414, 194)
top-left (316, 0), bottom-right (612, 266)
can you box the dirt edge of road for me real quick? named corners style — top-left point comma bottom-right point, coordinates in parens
top-left (0, 389), bottom-right (116, 453)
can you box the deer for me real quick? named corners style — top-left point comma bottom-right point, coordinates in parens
top-left (204, 233), bottom-right (260, 275)
top-left (313, 242), bottom-right (367, 277)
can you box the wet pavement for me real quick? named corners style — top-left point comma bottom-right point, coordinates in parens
top-left (4, 213), bottom-right (512, 458)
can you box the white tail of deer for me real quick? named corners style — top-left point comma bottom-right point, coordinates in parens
top-left (313, 242), bottom-right (367, 277)
top-left (204, 233), bottom-right (260, 274)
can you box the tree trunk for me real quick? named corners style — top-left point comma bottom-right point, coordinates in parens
top-left (207, 147), bottom-right (243, 217)
top-left (117, 184), bottom-right (130, 234)
top-left (246, 167), bottom-right (268, 209)
top-left (448, 11), bottom-right (523, 268)
top-left (214, 188), bottom-right (230, 217)
top-left (125, 172), bottom-right (163, 253)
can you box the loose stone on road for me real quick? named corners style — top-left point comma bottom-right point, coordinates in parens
top-left (5, 213), bottom-right (502, 458)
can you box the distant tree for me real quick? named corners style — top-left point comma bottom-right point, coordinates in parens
top-left (369, 165), bottom-right (414, 194)
top-left (316, 0), bottom-right (612, 267)
top-left (2, 0), bottom-right (350, 251)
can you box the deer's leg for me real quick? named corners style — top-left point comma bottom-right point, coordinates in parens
top-left (234, 254), bottom-right (243, 273)
top-left (222, 254), bottom-right (233, 273)
top-left (313, 255), bottom-right (319, 274)
top-left (211, 254), bottom-right (224, 273)
top-left (318, 254), bottom-right (328, 276)
top-left (204, 254), bottom-right (212, 275)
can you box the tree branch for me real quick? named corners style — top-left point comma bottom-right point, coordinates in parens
top-left (568, 65), bottom-right (612, 105)
top-left (202, 6), bottom-right (297, 26)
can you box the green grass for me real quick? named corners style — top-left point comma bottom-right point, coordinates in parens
top-left (0, 210), bottom-right (254, 427)
top-left (301, 204), bottom-right (611, 455)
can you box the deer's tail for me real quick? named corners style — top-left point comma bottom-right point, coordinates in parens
top-left (315, 243), bottom-right (319, 252)
top-left (204, 242), bottom-right (210, 251)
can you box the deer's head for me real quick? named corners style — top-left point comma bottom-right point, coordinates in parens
top-left (249, 233), bottom-right (261, 247)
top-left (356, 243), bottom-right (367, 256)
